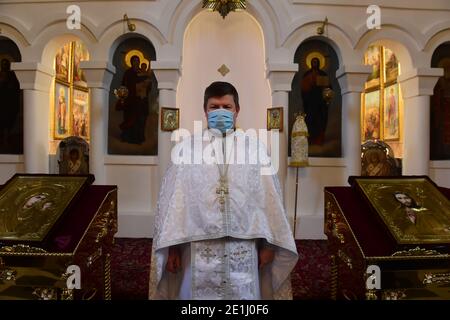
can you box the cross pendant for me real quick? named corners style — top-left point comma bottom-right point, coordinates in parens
top-left (216, 177), bottom-right (229, 213)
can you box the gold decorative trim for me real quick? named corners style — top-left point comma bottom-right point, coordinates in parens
top-left (330, 255), bottom-right (338, 300)
top-left (73, 189), bottom-right (117, 254)
top-left (367, 254), bottom-right (450, 261)
top-left (87, 247), bottom-right (103, 268)
top-left (0, 267), bottom-right (17, 281)
top-left (32, 288), bottom-right (56, 300)
top-left (392, 247), bottom-right (443, 257)
top-left (0, 244), bottom-right (47, 254)
top-left (289, 161), bottom-right (309, 167)
top-left (61, 288), bottom-right (74, 300)
top-left (338, 249), bottom-right (353, 269)
top-left (325, 192), bottom-right (366, 260)
top-left (104, 253), bottom-right (112, 300)
top-left (423, 272), bottom-right (450, 285)
top-left (292, 132), bottom-right (309, 137)
top-left (381, 289), bottom-right (406, 300)
top-left (366, 289), bottom-right (378, 300)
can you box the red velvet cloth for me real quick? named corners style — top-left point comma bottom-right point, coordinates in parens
top-left (48, 185), bottom-right (116, 252)
top-left (325, 185), bottom-right (450, 256)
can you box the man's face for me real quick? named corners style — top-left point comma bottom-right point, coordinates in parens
top-left (205, 94), bottom-right (239, 124)
top-left (395, 193), bottom-right (412, 206)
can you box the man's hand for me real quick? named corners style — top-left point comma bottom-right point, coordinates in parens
top-left (258, 247), bottom-right (275, 269)
top-left (166, 245), bottom-right (181, 273)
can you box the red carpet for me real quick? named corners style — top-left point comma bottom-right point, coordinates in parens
top-left (111, 238), bottom-right (330, 300)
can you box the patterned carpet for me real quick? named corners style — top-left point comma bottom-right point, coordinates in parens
top-left (111, 238), bottom-right (331, 300)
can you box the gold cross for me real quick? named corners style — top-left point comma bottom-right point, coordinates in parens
top-left (216, 177), bottom-right (229, 213)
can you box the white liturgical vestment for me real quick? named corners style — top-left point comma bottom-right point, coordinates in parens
top-left (149, 130), bottom-right (298, 300)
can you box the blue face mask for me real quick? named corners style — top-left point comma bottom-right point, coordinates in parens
top-left (207, 109), bottom-right (235, 134)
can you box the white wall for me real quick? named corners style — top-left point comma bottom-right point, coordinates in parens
top-left (430, 161), bottom-right (450, 188)
top-left (0, 0), bottom-right (449, 239)
top-left (177, 11), bottom-right (271, 133)
top-left (104, 157), bottom-right (159, 237)
top-left (0, 155), bottom-right (24, 184)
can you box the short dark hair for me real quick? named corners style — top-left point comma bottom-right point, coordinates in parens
top-left (203, 81), bottom-right (240, 112)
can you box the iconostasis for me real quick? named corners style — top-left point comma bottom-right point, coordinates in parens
top-left (51, 41), bottom-right (90, 148)
top-left (362, 45), bottom-right (403, 159)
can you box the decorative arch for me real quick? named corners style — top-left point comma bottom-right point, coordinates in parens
top-left (424, 27), bottom-right (450, 65)
top-left (355, 27), bottom-right (419, 72)
top-left (31, 23), bottom-right (96, 68)
top-left (0, 17), bottom-right (29, 53)
top-left (98, 19), bottom-right (166, 63)
top-left (282, 19), bottom-right (356, 68)
top-left (355, 15), bottom-right (426, 51)
top-left (167, 0), bottom-right (279, 65)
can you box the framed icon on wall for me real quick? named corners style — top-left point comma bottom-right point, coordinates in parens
top-left (267, 107), bottom-right (283, 131)
top-left (161, 107), bottom-right (179, 132)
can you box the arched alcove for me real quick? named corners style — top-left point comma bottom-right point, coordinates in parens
top-left (0, 37), bottom-right (22, 155)
top-left (108, 37), bottom-right (158, 155)
top-left (430, 42), bottom-right (450, 160)
top-left (289, 38), bottom-right (342, 158)
top-left (177, 10), bottom-right (271, 133)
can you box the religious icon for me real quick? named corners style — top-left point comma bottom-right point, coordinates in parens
top-left (383, 83), bottom-right (400, 140)
top-left (0, 174), bottom-right (93, 242)
top-left (54, 82), bottom-right (70, 139)
top-left (115, 50), bottom-right (153, 144)
top-left (352, 177), bottom-right (450, 244)
top-left (57, 136), bottom-right (89, 175)
top-left (72, 87), bottom-right (89, 139)
top-left (161, 107), bottom-right (179, 132)
top-left (365, 45), bottom-right (381, 89)
top-left (55, 43), bottom-right (71, 83)
top-left (267, 107), bottom-right (283, 131)
top-left (361, 140), bottom-right (399, 177)
top-left (362, 90), bottom-right (380, 141)
top-left (384, 47), bottom-right (399, 84)
top-left (301, 51), bottom-right (331, 145)
top-left (73, 42), bottom-right (89, 87)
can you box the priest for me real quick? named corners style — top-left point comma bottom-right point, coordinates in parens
top-left (149, 82), bottom-right (298, 300)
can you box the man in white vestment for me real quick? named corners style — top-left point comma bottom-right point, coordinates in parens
top-left (149, 82), bottom-right (298, 300)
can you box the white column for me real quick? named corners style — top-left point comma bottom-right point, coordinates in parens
top-left (152, 61), bottom-right (181, 181)
top-left (271, 90), bottom-right (289, 197)
top-left (157, 88), bottom-right (177, 177)
top-left (12, 62), bottom-right (54, 173)
top-left (267, 63), bottom-right (298, 198)
top-left (80, 61), bottom-right (115, 184)
top-left (399, 68), bottom-right (443, 175)
top-left (337, 65), bottom-right (372, 178)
